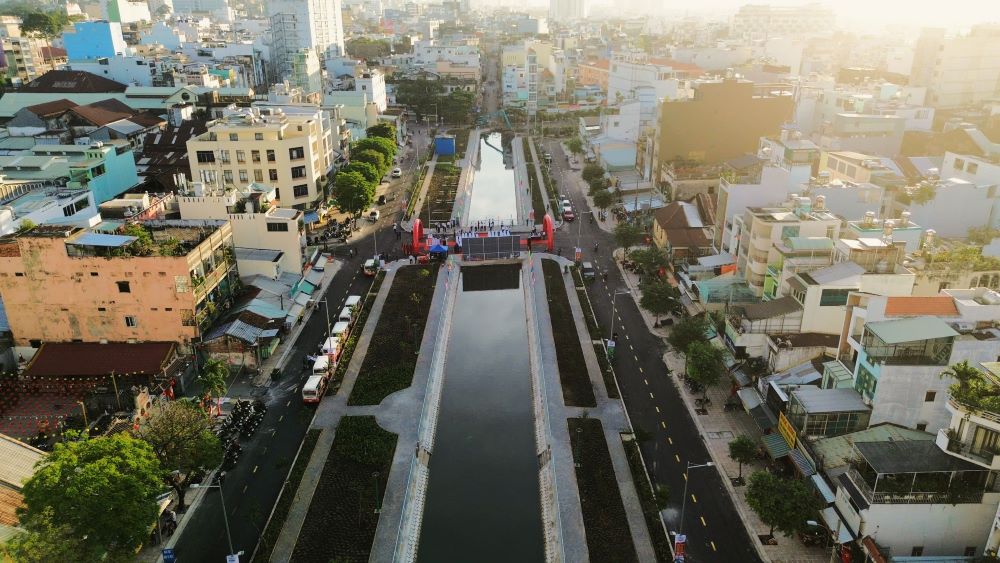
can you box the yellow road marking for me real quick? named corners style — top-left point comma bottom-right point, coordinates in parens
top-left (638, 367), bottom-right (644, 373)
top-left (644, 378), bottom-right (648, 385)
top-left (683, 472), bottom-right (688, 480)
top-left (649, 392), bottom-right (654, 399)
top-left (711, 541), bottom-right (717, 551)
top-left (668, 437), bottom-right (673, 445)
top-left (655, 406), bottom-right (660, 413)
top-left (253, 465), bottom-right (258, 474)
top-left (661, 421), bottom-right (666, 429)
top-left (691, 494), bottom-right (697, 503)
top-left (700, 516), bottom-right (707, 527)
top-left (675, 454), bottom-right (681, 463)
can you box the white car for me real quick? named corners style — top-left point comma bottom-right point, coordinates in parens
top-left (368, 209), bottom-right (380, 222)
top-left (391, 167), bottom-right (402, 178)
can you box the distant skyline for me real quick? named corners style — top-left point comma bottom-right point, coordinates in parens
top-left (514, 0), bottom-right (1000, 30)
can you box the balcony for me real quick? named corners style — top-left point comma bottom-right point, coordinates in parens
top-left (193, 258), bottom-right (236, 301)
top-left (937, 428), bottom-right (999, 469)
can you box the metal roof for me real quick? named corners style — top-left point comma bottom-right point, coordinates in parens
top-left (812, 424), bottom-right (933, 476)
top-left (305, 269), bottom-right (324, 286)
top-left (855, 440), bottom-right (981, 474)
top-left (800, 261), bottom-right (864, 286)
top-left (791, 387), bottom-right (869, 414)
top-left (866, 317), bottom-right (959, 344)
top-left (235, 247), bottom-right (282, 262)
top-left (742, 296), bottom-right (802, 320)
top-left (68, 232), bottom-right (137, 247)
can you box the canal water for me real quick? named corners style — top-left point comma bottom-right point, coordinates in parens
top-left (417, 264), bottom-right (545, 562)
top-left (467, 132), bottom-right (519, 225)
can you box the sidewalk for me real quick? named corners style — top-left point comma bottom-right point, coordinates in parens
top-left (610, 257), bottom-right (829, 563)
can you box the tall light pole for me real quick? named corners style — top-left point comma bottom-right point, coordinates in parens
top-left (318, 298), bottom-right (331, 337)
top-left (676, 460), bottom-right (715, 553)
top-left (192, 479), bottom-right (237, 560)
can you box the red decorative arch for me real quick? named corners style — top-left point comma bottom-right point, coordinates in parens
top-left (543, 214), bottom-right (555, 251)
top-left (412, 218), bottom-right (424, 253)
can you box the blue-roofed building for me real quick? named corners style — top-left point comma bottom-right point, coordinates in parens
top-left (0, 140), bottom-right (140, 204)
top-left (62, 21), bottom-right (129, 61)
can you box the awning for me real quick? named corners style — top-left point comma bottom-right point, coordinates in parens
top-left (286, 303), bottom-right (305, 323)
top-left (763, 433), bottom-right (791, 459)
top-left (750, 404), bottom-right (777, 432)
top-left (737, 387), bottom-right (762, 410)
top-left (820, 507), bottom-right (855, 544)
top-left (303, 211), bottom-right (320, 224)
top-left (313, 254), bottom-right (328, 271)
top-left (811, 474), bottom-right (836, 504)
top-left (305, 269), bottom-right (324, 286)
top-left (294, 292), bottom-right (310, 306)
top-left (789, 448), bottom-right (816, 476)
top-left (731, 368), bottom-right (751, 387)
top-left (296, 281), bottom-right (316, 295)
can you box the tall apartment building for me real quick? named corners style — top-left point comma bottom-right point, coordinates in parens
top-left (731, 3), bottom-right (834, 41)
top-left (548, 0), bottom-right (583, 22)
top-left (289, 48), bottom-right (322, 97)
top-left (910, 25), bottom-right (1000, 109)
top-left (355, 69), bottom-right (386, 112)
top-left (187, 106), bottom-right (334, 210)
top-left (0, 221), bottom-right (238, 346)
top-left (269, 0), bottom-right (345, 81)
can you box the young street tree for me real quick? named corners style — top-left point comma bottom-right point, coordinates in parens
top-left (18, 435), bottom-right (163, 560)
top-left (639, 278), bottom-right (680, 325)
top-left (331, 170), bottom-right (376, 219)
top-left (353, 136), bottom-right (397, 164)
top-left (592, 188), bottom-right (614, 213)
top-left (566, 137), bottom-right (584, 155)
top-left (134, 400), bottom-right (223, 510)
top-left (728, 435), bottom-right (758, 483)
top-left (686, 340), bottom-right (725, 398)
top-left (342, 160), bottom-right (380, 185)
top-left (352, 149), bottom-right (388, 177)
top-left (198, 357), bottom-right (229, 414)
top-left (667, 315), bottom-right (710, 353)
top-left (582, 163), bottom-right (605, 183)
top-left (630, 246), bottom-right (670, 278)
top-left (613, 221), bottom-right (644, 257)
top-left (365, 122), bottom-right (396, 141)
top-left (746, 471), bottom-right (821, 537)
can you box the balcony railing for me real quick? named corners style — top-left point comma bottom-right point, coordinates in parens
top-left (194, 259), bottom-right (235, 300)
top-left (939, 428), bottom-right (997, 467)
top-left (846, 464), bottom-right (985, 505)
top-left (949, 398), bottom-right (1000, 426)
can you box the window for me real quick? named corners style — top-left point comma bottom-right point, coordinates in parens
top-left (292, 184), bottom-right (309, 198)
top-left (223, 170), bottom-right (233, 184)
top-left (266, 149), bottom-right (275, 162)
top-left (968, 162), bottom-right (979, 174)
top-left (855, 364), bottom-right (878, 400)
top-left (266, 222), bottom-right (289, 232)
top-left (196, 150), bottom-right (215, 163)
top-left (219, 150), bottom-right (230, 163)
top-left (63, 203), bottom-right (76, 217)
top-left (819, 288), bottom-right (855, 307)
top-left (97, 307), bottom-right (106, 312)
top-left (125, 316), bottom-right (137, 327)
top-left (916, 422), bottom-right (927, 431)
top-left (274, 188), bottom-right (280, 199)
top-left (254, 169), bottom-right (263, 182)
top-left (269, 169), bottom-right (278, 181)
top-left (236, 150), bottom-right (246, 163)
top-left (116, 281), bottom-right (130, 293)
top-left (90, 272), bottom-right (99, 277)
top-left (924, 390), bottom-right (937, 402)
top-left (251, 150), bottom-right (261, 163)
top-left (911, 547), bottom-right (924, 557)
top-left (255, 132), bottom-right (263, 141)
top-left (199, 170), bottom-right (217, 184)
top-left (954, 158), bottom-right (965, 171)
top-left (239, 170), bottom-right (248, 183)
top-left (780, 226), bottom-right (800, 239)
top-left (289, 147), bottom-right (305, 160)
top-left (966, 547), bottom-right (978, 557)
top-left (229, 133), bottom-right (238, 141)
top-left (291, 165), bottom-right (306, 179)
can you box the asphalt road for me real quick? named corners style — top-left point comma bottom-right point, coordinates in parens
top-left (170, 147), bottom-right (418, 563)
top-left (546, 139), bottom-right (762, 563)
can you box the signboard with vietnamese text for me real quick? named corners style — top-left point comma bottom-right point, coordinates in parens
top-left (778, 411), bottom-right (797, 449)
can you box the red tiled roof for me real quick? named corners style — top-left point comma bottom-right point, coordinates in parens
top-left (39, 46), bottom-right (67, 61)
top-left (24, 342), bottom-right (177, 378)
top-left (0, 486), bottom-right (23, 526)
top-left (648, 57), bottom-right (705, 75)
top-left (884, 296), bottom-right (959, 317)
top-left (23, 98), bottom-right (78, 117)
top-left (23, 70), bottom-right (128, 93)
top-left (69, 103), bottom-right (133, 127)
top-left (663, 228), bottom-right (710, 249)
top-left (581, 59), bottom-right (610, 71)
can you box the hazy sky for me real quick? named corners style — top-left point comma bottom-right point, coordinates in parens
top-left (577, 0), bottom-right (1000, 30)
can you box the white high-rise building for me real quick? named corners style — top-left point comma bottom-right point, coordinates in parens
top-left (548, 0), bottom-right (583, 22)
top-left (269, 0), bottom-right (345, 82)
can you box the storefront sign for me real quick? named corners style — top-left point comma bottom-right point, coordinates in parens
top-left (778, 411), bottom-right (797, 449)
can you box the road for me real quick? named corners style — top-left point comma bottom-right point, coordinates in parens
top-left (545, 139), bottom-right (762, 563)
top-left (170, 141), bottom-right (420, 563)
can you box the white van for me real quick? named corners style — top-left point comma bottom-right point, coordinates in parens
top-left (320, 337), bottom-right (340, 358)
top-left (311, 355), bottom-right (330, 376)
top-left (344, 295), bottom-right (361, 310)
top-left (302, 375), bottom-right (327, 404)
top-left (331, 321), bottom-right (350, 341)
top-left (338, 306), bottom-right (354, 323)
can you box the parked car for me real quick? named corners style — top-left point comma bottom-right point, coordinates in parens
top-left (377, 194), bottom-right (387, 205)
top-left (391, 167), bottom-right (402, 178)
top-left (563, 207), bottom-right (576, 222)
top-left (368, 209), bottom-right (380, 222)
top-left (581, 262), bottom-right (596, 280)
top-left (302, 375), bottom-right (328, 404)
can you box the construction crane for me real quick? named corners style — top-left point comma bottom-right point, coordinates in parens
top-left (475, 109), bottom-right (512, 129)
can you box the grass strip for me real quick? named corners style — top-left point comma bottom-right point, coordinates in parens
top-left (542, 259), bottom-right (596, 407)
top-left (623, 438), bottom-right (674, 562)
top-left (290, 417), bottom-right (397, 562)
top-left (569, 418), bottom-right (638, 563)
top-left (348, 264), bottom-right (440, 405)
top-left (251, 428), bottom-right (321, 563)
top-left (573, 286), bottom-right (619, 400)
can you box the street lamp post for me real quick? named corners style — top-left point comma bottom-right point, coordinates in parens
top-left (191, 479), bottom-right (237, 561)
top-left (318, 298), bottom-right (331, 338)
top-left (676, 460), bottom-right (715, 550)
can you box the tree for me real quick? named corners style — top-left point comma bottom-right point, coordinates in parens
top-left (613, 221), bottom-right (644, 256)
top-left (353, 136), bottom-right (396, 165)
top-left (746, 471), bottom-right (821, 537)
top-left (342, 160), bottom-right (380, 184)
top-left (135, 400), bottom-right (223, 511)
top-left (566, 137), bottom-right (583, 155)
top-left (639, 278), bottom-right (680, 325)
top-left (15, 218), bottom-right (37, 233)
top-left (18, 434), bottom-right (163, 560)
top-left (942, 360), bottom-right (1000, 411)
top-left (728, 435), bottom-right (757, 482)
top-left (366, 122), bottom-right (396, 142)
top-left (394, 78), bottom-right (446, 120)
top-left (345, 37), bottom-right (391, 60)
top-left (1, 508), bottom-right (87, 563)
top-left (198, 357), bottom-right (229, 415)
top-left (686, 340), bottom-right (725, 398)
top-left (582, 163), bottom-right (605, 183)
top-left (587, 175), bottom-right (609, 196)
top-left (667, 315), bottom-right (709, 352)
top-left (352, 149), bottom-right (388, 177)
top-left (439, 89), bottom-right (475, 124)
top-left (331, 170), bottom-right (376, 219)
top-left (592, 188), bottom-right (614, 212)
top-left (630, 246), bottom-right (670, 278)
top-left (19, 12), bottom-right (62, 38)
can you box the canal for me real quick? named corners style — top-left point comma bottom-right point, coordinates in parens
top-left (467, 132), bottom-right (518, 225)
top-left (417, 264), bottom-right (545, 562)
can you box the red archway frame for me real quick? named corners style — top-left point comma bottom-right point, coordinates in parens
top-left (543, 214), bottom-right (554, 251)
top-left (412, 218), bottom-right (424, 253)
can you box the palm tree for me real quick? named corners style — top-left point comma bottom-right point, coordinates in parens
top-left (198, 358), bottom-right (229, 415)
top-left (942, 361), bottom-right (985, 394)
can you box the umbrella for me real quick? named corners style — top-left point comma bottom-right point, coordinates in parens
top-left (429, 244), bottom-right (448, 253)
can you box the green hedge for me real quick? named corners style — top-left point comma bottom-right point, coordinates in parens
top-left (623, 438), bottom-right (674, 562)
top-left (542, 259), bottom-right (596, 407)
top-left (348, 264), bottom-right (440, 405)
top-left (290, 417), bottom-right (397, 562)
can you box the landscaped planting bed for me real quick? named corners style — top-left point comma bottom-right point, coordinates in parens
top-left (623, 438), bottom-right (673, 562)
top-left (447, 128), bottom-right (470, 157)
top-left (569, 417), bottom-right (638, 563)
top-left (542, 259), bottom-right (596, 407)
top-left (575, 287), bottom-right (620, 400)
top-left (348, 264), bottom-right (440, 405)
top-left (423, 162), bottom-right (460, 225)
top-left (289, 417), bottom-right (397, 562)
top-left (524, 142), bottom-right (547, 223)
top-left (330, 271), bottom-right (385, 393)
top-left (251, 428), bottom-right (321, 563)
